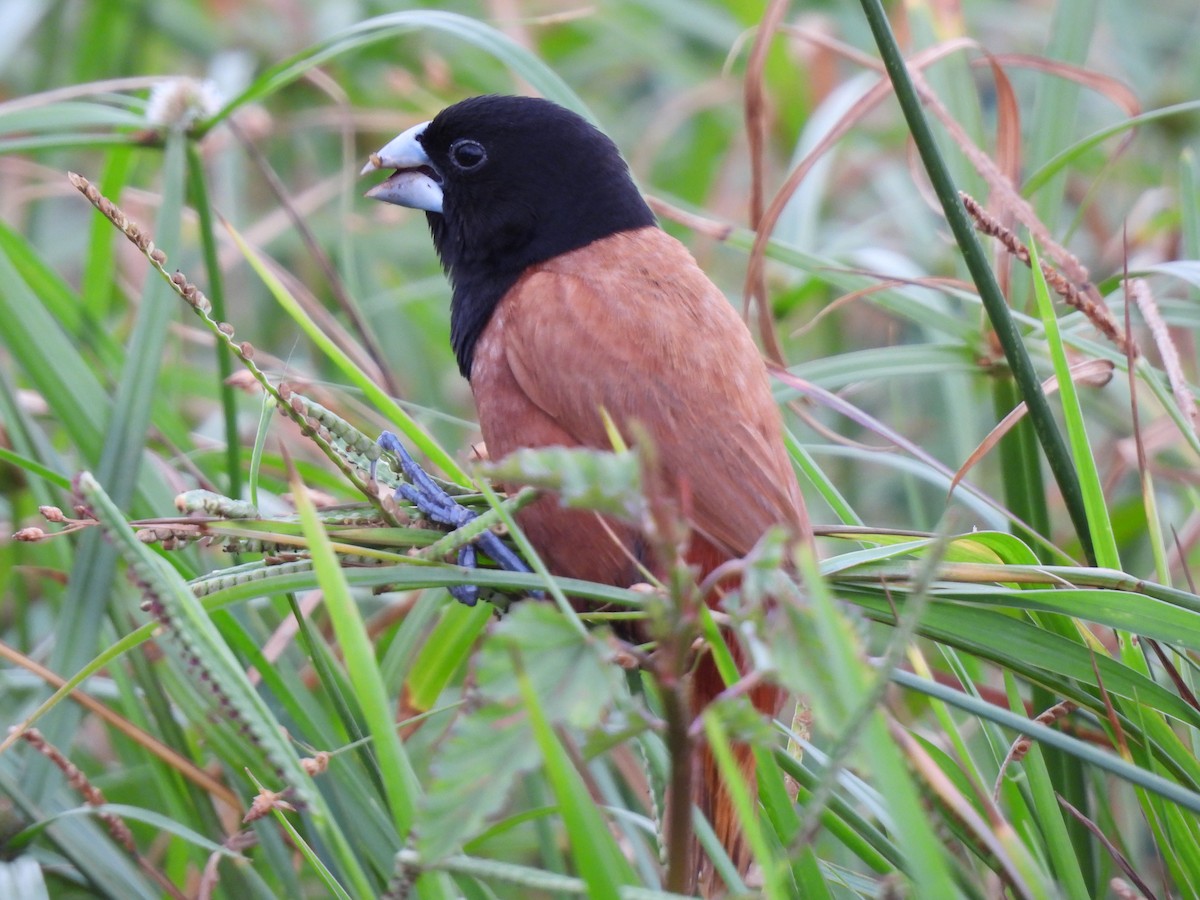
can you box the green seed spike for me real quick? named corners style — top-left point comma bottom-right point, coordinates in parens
top-left (75, 471), bottom-right (314, 801)
top-left (67, 172), bottom-right (382, 510)
top-left (174, 489), bottom-right (261, 519)
top-left (74, 471), bottom-right (378, 895)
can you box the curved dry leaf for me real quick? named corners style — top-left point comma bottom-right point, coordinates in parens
top-left (991, 68), bottom-right (1019, 298)
top-left (646, 194), bottom-right (735, 242)
top-left (770, 364), bottom-right (1037, 534)
top-left (949, 358), bottom-right (1116, 495)
top-left (742, 0), bottom-right (791, 365)
top-left (790, 271), bottom-right (973, 339)
top-left (744, 0), bottom-right (788, 230)
top-left (984, 54), bottom-right (1022, 215)
top-left (1128, 277), bottom-right (1200, 440)
top-left (742, 38), bottom-right (974, 367)
top-left (781, 21), bottom-right (880, 71)
top-left (979, 53), bottom-right (1142, 120)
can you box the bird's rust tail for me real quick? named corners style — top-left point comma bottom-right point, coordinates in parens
top-left (691, 635), bottom-right (783, 896)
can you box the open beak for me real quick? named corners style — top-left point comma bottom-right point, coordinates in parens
top-left (361, 121), bottom-right (444, 214)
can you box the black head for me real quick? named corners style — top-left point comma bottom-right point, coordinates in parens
top-left (363, 95), bottom-right (656, 377)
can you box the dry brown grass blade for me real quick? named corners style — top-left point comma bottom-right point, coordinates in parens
top-left (890, 717), bottom-right (1037, 900)
top-left (1058, 794), bottom-right (1162, 900)
top-left (988, 56), bottom-right (1023, 201)
top-left (984, 53), bottom-right (1022, 299)
top-left (906, 64), bottom-right (1101, 301)
top-left (962, 192), bottom-right (1134, 355)
top-left (1128, 277), bottom-right (1200, 441)
top-left (950, 358), bottom-right (1114, 495)
top-left (1089, 641), bottom-right (1131, 760)
top-left (744, 0), bottom-right (789, 230)
top-left (789, 270), bottom-right (974, 339)
top-left (742, 0), bottom-right (791, 365)
top-left (741, 35), bottom-right (976, 365)
top-left (645, 194), bottom-right (735, 241)
top-left (770, 366), bottom-right (1060, 545)
top-left (1144, 638), bottom-right (1200, 713)
top-left (913, 49), bottom-right (1144, 301)
top-left (248, 590), bottom-right (324, 687)
top-left (981, 53), bottom-right (1142, 121)
top-left (904, 53), bottom-right (1138, 335)
top-left (485, 0), bottom-right (534, 49)
top-left (786, 398), bottom-right (891, 453)
top-left (1171, 523), bottom-right (1199, 594)
top-left (0, 638), bottom-right (243, 812)
top-left (780, 21), bottom-right (878, 70)
top-left (769, 29), bottom-right (1136, 349)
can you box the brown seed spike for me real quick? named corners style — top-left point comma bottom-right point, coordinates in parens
top-left (39, 505), bottom-right (66, 522)
top-left (961, 191), bottom-right (1133, 357)
top-left (67, 172), bottom-right (101, 207)
top-left (301, 751), bottom-right (331, 776)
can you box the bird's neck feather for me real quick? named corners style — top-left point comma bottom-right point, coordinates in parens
top-left (429, 189), bottom-right (656, 379)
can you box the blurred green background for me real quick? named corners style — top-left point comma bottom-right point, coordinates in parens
top-left (4, 1), bottom-right (1200, 897)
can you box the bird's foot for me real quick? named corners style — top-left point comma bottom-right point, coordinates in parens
top-left (372, 431), bottom-right (530, 606)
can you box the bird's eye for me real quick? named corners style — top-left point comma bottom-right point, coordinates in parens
top-left (449, 139), bottom-right (487, 171)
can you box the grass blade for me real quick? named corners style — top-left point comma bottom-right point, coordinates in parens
top-left (857, 0), bottom-right (1095, 563)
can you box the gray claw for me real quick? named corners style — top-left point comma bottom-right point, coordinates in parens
top-left (376, 431), bottom-right (531, 607)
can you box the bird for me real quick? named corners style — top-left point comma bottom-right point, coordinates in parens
top-left (362, 94), bottom-right (809, 894)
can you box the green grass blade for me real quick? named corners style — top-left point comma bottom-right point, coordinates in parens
top-left (1025, 0), bottom-right (1098, 228)
top-left (515, 655), bottom-right (635, 899)
top-left (29, 135), bottom-right (187, 803)
top-left (186, 143), bottom-right (241, 498)
top-left (857, 0), bottom-right (1095, 563)
top-left (1000, 673), bottom-right (1090, 898)
top-left (74, 470), bottom-right (377, 897)
top-left (291, 477), bottom-right (421, 838)
top-left (1027, 240), bottom-right (1119, 567)
top-left (1024, 100), bottom-right (1200, 196)
top-left (201, 12), bottom-right (586, 133)
top-left (225, 221), bottom-right (467, 485)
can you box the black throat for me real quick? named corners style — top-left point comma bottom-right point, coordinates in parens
top-left (433, 215), bottom-right (524, 379)
top-left (413, 96), bottom-right (658, 378)
top-left (429, 201), bottom-right (655, 379)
